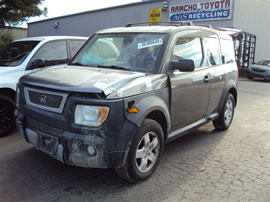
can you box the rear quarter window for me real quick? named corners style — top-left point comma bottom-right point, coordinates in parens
top-left (203, 36), bottom-right (222, 66)
top-left (220, 39), bottom-right (235, 64)
top-left (70, 40), bottom-right (86, 58)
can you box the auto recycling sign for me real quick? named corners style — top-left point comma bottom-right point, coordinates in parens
top-left (169, 0), bottom-right (233, 22)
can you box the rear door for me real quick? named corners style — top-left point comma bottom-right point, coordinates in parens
top-left (202, 33), bottom-right (225, 115)
top-left (168, 29), bottom-right (211, 130)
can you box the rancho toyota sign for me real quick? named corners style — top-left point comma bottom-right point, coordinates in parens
top-left (169, 0), bottom-right (233, 22)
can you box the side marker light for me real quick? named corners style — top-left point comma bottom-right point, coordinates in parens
top-left (128, 106), bottom-right (139, 113)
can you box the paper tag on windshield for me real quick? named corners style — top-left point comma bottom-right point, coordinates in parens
top-left (138, 38), bottom-right (163, 49)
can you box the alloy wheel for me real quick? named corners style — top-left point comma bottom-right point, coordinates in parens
top-left (135, 131), bottom-right (160, 173)
top-left (224, 99), bottom-right (233, 126)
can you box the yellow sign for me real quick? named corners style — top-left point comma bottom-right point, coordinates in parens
top-left (149, 8), bottom-right (162, 24)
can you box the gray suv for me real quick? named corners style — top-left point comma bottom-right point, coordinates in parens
top-left (16, 24), bottom-right (238, 183)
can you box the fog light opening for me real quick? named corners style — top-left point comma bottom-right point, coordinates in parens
top-left (87, 145), bottom-right (97, 156)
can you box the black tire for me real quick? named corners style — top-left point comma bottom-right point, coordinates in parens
top-left (0, 95), bottom-right (15, 137)
top-left (213, 93), bottom-right (235, 130)
top-left (247, 76), bottom-right (253, 80)
top-left (115, 119), bottom-right (164, 183)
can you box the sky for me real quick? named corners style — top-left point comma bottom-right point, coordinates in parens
top-left (24, 0), bottom-right (142, 27)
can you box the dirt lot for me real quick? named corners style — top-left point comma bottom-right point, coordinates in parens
top-left (0, 79), bottom-right (269, 202)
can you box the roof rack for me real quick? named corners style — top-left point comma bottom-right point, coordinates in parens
top-left (125, 21), bottom-right (194, 27)
top-left (197, 24), bottom-right (213, 28)
top-left (215, 27), bottom-right (242, 33)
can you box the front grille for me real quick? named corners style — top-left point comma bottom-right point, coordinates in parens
top-left (24, 87), bottom-right (68, 113)
top-left (28, 91), bottom-right (62, 108)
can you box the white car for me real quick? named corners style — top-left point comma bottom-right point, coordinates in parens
top-left (0, 36), bottom-right (87, 137)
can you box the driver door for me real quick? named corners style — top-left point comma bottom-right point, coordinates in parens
top-left (168, 30), bottom-right (211, 130)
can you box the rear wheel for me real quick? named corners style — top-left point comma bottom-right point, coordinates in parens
top-left (115, 119), bottom-right (164, 183)
top-left (213, 93), bottom-right (235, 130)
top-left (0, 95), bottom-right (15, 137)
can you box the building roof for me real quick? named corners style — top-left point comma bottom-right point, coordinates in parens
top-left (28, 0), bottom-right (164, 25)
top-left (2, 26), bottom-right (27, 30)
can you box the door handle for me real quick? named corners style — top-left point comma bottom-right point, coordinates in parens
top-left (204, 74), bottom-right (212, 82)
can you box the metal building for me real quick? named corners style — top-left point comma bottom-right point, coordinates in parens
top-left (0, 27), bottom-right (27, 46)
top-left (28, 0), bottom-right (269, 62)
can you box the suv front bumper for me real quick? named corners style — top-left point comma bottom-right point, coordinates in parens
top-left (16, 95), bottom-right (138, 168)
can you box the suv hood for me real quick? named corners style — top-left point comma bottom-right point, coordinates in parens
top-left (20, 65), bottom-right (146, 95)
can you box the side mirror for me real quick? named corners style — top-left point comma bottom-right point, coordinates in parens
top-left (29, 59), bottom-right (45, 69)
top-left (170, 59), bottom-right (195, 72)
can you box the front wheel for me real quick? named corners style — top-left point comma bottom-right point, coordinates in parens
top-left (0, 95), bottom-right (15, 137)
top-left (213, 93), bottom-right (235, 130)
top-left (116, 119), bottom-right (164, 183)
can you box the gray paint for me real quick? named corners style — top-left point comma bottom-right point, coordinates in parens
top-left (122, 79), bottom-right (170, 127)
top-left (21, 65), bottom-right (146, 95)
top-left (107, 74), bottom-right (168, 99)
top-left (18, 24), bottom-right (239, 171)
top-left (24, 87), bottom-right (68, 113)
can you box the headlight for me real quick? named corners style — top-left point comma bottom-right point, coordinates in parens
top-left (74, 105), bottom-right (109, 127)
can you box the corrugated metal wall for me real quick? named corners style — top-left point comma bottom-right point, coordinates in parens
top-left (233, 0), bottom-right (270, 61)
top-left (10, 28), bottom-right (27, 39)
top-left (0, 27), bottom-right (27, 40)
top-left (27, 1), bottom-right (166, 37)
top-left (164, 0), bottom-right (234, 28)
top-left (28, 0), bottom-right (235, 37)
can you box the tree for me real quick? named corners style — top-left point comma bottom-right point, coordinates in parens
top-left (0, 0), bottom-right (47, 27)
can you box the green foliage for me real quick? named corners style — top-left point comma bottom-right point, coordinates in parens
top-left (0, 0), bottom-right (47, 27)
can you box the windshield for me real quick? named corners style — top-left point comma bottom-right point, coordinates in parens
top-left (257, 60), bottom-right (270, 66)
top-left (0, 41), bottom-right (40, 67)
top-left (71, 33), bottom-right (167, 73)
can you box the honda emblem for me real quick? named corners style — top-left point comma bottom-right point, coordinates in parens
top-left (40, 94), bottom-right (47, 104)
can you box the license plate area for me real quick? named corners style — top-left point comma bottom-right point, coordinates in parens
top-left (38, 133), bottom-right (58, 155)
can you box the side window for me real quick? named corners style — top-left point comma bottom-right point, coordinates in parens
top-left (70, 40), bottom-right (86, 58)
top-left (28, 40), bottom-right (67, 69)
top-left (172, 37), bottom-right (203, 68)
top-left (203, 36), bottom-right (222, 66)
top-left (220, 39), bottom-right (235, 64)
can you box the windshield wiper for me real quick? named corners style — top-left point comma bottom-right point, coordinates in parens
top-left (97, 64), bottom-right (130, 71)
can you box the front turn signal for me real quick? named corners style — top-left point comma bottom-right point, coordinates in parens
top-left (128, 106), bottom-right (139, 113)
